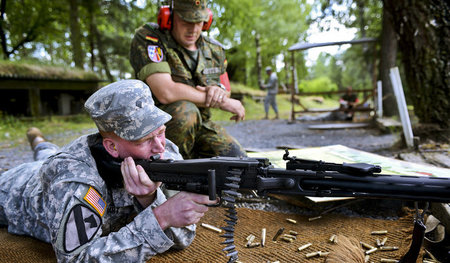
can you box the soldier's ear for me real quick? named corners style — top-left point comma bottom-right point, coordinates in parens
top-left (103, 138), bottom-right (119, 158)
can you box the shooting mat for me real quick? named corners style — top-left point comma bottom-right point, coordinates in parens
top-left (0, 207), bottom-right (418, 263)
top-left (152, 207), bottom-right (418, 263)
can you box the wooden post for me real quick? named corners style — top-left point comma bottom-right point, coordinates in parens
top-left (28, 86), bottom-right (41, 117)
top-left (290, 51), bottom-right (296, 123)
top-left (389, 67), bottom-right (414, 148)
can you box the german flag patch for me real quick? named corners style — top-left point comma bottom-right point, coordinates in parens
top-left (145, 35), bottom-right (158, 43)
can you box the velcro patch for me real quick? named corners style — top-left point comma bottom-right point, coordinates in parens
top-left (84, 187), bottom-right (106, 216)
top-left (147, 45), bottom-right (163, 63)
top-left (145, 35), bottom-right (158, 43)
top-left (64, 204), bottom-right (101, 252)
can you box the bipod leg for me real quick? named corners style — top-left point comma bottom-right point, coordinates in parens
top-left (399, 202), bottom-right (429, 263)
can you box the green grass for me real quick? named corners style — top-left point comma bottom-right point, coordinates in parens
top-left (0, 114), bottom-right (96, 147)
top-left (211, 94), bottom-right (340, 123)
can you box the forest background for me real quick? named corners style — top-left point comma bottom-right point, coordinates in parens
top-left (0, 0), bottom-right (448, 142)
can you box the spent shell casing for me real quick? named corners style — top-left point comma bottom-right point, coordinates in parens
top-left (380, 259), bottom-right (399, 263)
top-left (245, 234), bottom-right (255, 241)
top-left (364, 255), bottom-right (370, 263)
top-left (246, 242), bottom-right (260, 248)
top-left (289, 230), bottom-right (298, 236)
top-left (380, 246), bottom-right (399, 251)
top-left (261, 228), bottom-right (266, 247)
top-left (201, 223), bottom-right (222, 233)
top-left (297, 243), bottom-right (312, 252)
top-left (376, 238), bottom-right (381, 247)
top-left (381, 237), bottom-right (388, 246)
top-left (280, 236), bottom-right (294, 243)
top-left (329, 234), bottom-right (337, 243)
top-left (282, 234), bottom-right (297, 240)
top-left (365, 247), bottom-right (378, 255)
top-left (306, 251), bottom-right (319, 258)
top-left (360, 241), bottom-right (375, 250)
top-left (286, 218), bottom-right (297, 224)
top-left (245, 234), bottom-right (255, 247)
top-left (308, 216), bottom-right (322, 221)
top-left (371, 230), bottom-right (388, 235)
top-left (318, 251), bottom-right (330, 257)
top-left (272, 227), bottom-right (284, 241)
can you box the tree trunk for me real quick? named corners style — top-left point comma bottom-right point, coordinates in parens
top-left (255, 33), bottom-right (262, 87)
top-left (95, 27), bottom-right (114, 82)
top-left (379, 1), bottom-right (399, 117)
top-left (0, 0), bottom-right (9, 59)
top-left (84, 0), bottom-right (96, 71)
top-left (386, 0), bottom-right (449, 129)
top-left (69, 0), bottom-right (84, 68)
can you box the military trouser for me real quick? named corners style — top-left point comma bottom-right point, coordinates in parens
top-left (158, 101), bottom-right (247, 159)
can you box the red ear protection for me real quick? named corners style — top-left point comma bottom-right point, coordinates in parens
top-left (157, 5), bottom-right (213, 31)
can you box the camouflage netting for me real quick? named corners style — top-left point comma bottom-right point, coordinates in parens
top-left (0, 207), bottom-right (419, 263)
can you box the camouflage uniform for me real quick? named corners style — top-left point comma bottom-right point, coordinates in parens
top-left (129, 1), bottom-right (246, 159)
top-left (0, 80), bottom-right (195, 262)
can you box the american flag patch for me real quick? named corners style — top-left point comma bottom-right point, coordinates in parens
top-left (84, 187), bottom-right (106, 216)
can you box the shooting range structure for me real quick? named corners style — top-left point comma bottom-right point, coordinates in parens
top-left (0, 62), bottom-right (103, 117)
top-left (287, 38), bottom-right (378, 122)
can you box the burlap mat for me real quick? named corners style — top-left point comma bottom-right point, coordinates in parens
top-left (0, 207), bottom-right (418, 263)
top-left (152, 207), bottom-right (418, 263)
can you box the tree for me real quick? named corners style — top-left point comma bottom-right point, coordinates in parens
top-left (385, 0), bottom-right (449, 130)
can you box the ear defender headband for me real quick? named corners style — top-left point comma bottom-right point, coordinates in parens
top-left (157, 3), bottom-right (213, 31)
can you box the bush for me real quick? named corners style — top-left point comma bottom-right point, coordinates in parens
top-left (298, 77), bottom-right (338, 95)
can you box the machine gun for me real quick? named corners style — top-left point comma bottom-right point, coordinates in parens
top-left (100, 150), bottom-right (450, 263)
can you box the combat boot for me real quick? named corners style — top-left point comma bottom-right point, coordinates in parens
top-left (26, 127), bottom-right (46, 150)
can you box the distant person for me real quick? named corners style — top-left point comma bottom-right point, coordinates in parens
top-left (260, 66), bottom-right (279, 120)
top-left (339, 86), bottom-right (359, 120)
top-left (129, 0), bottom-right (246, 159)
top-left (0, 80), bottom-right (217, 262)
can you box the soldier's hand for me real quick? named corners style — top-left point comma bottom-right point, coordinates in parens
top-left (219, 97), bottom-right (245, 122)
top-left (153, 192), bottom-right (218, 230)
top-left (195, 85), bottom-right (228, 108)
top-left (121, 157), bottom-right (161, 208)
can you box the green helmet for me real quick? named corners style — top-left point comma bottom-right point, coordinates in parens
top-left (173, 0), bottom-right (209, 23)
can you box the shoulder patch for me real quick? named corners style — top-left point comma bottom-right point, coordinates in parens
top-left (146, 35), bottom-right (158, 43)
top-left (84, 187), bottom-right (106, 216)
top-left (64, 204), bottom-right (101, 252)
top-left (147, 45), bottom-right (164, 63)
